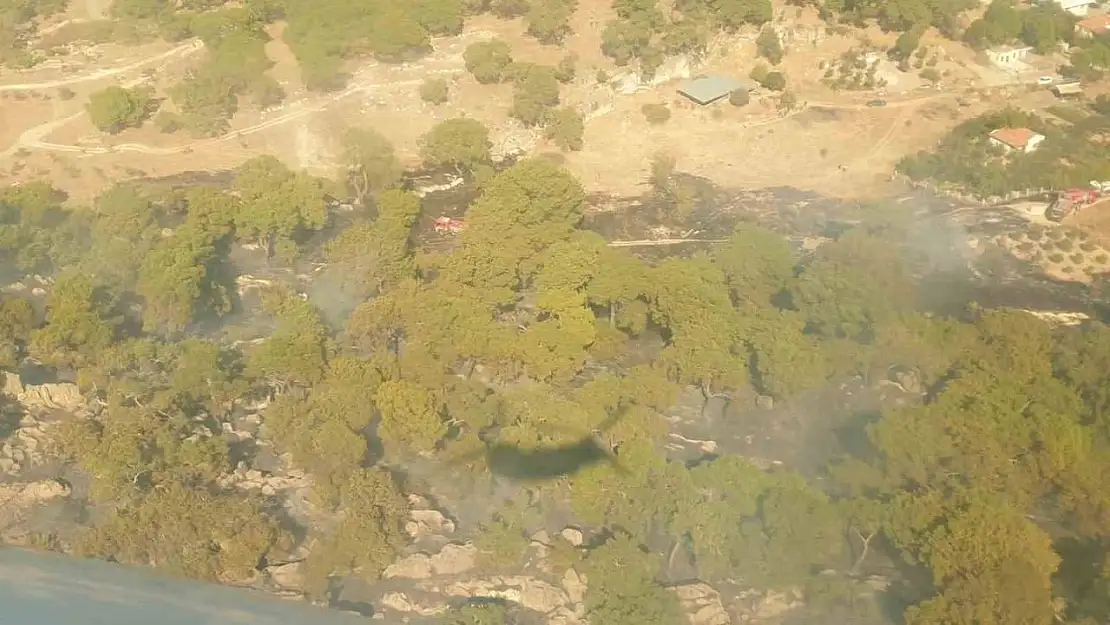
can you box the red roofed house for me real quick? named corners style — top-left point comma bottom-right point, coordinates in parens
top-left (988, 127), bottom-right (1045, 154)
top-left (1076, 14), bottom-right (1110, 38)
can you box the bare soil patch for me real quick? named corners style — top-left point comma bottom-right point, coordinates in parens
top-left (1, 5), bottom-right (1000, 203)
top-left (0, 94), bottom-right (55, 153)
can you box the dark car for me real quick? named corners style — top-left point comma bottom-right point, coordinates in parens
top-left (866, 99), bottom-right (888, 108)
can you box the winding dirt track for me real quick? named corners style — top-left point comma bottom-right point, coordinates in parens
top-left (0, 40), bottom-right (204, 92)
top-left (1, 34), bottom-right (957, 164)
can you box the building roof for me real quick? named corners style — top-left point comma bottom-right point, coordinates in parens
top-left (1053, 82), bottom-right (1084, 95)
top-left (989, 127), bottom-right (1043, 149)
top-left (987, 45), bottom-right (1032, 55)
top-left (1077, 13), bottom-right (1110, 34)
top-left (677, 76), bottom-right (749, 105)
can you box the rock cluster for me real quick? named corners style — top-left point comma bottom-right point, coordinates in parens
top-left (0, 479), bottom-right (71, 543)
top-left (0, 414), bottom-right (53, 475)
top-left (216, 462), bottom-right (311, 497)
top-left (0, 372), bottom-right (81, 476)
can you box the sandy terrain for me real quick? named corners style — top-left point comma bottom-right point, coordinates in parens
top-left (0, 4), bottom-right (1039, 203)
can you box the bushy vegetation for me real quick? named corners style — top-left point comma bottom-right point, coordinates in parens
top-left (897, 107), bottom-right (1110, 197)
top-left (86, 86), bottom-right (157, 133)
top-left (4, 139), bottom-right (1110, 624)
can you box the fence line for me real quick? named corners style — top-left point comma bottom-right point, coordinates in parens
top-left (895, 173), bottom-right (1051, 206)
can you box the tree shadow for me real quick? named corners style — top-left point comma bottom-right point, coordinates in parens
top-left (0, 393), bottom-right (23, 440)
top-left (1054, 536), bottom-right (1110, 622)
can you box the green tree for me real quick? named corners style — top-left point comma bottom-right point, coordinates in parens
top-left (756, 26), bottom-right (783, 64)
top-left (509, 63), bottom-right (561, 126)
top-left (544, 106), bottom-right (585, 151)
top-left (75, 482), bottom-right (283, 583)
top-left (169, 74), bottom-right (238, 137)
top-left (762, 70), bottom-right (787, 91)
top-left (442, 158), bottom-right (587, 304)
top-left (526, 0), bottom-right (576, 43)
top-left (375, 379), bottom-right (446, 454)
top-left (29, 274), bottom-right (119, 370)
top-left (582, 533), bottom-right (684, 625)
top-left (419, 118), bottom-right (493, 171)
top-left (232, 155), bottom-right (329, 255)
top-left (87, 86), bottom-right (156, 133)
top-left (246, 288), bottom-right (329, 387)
top-left (891, 23), bottom-right (925, 62)
top-left (340, 127), bottom-right (403, 203)
top-left (729, 88), bottom-right (750, 106)
top-left (463, 39), bottom-right (514, 83)
top-left (419, 76), bottom-right (450, 104)
top-left (0, 296), bottom-right (33, 369)
top-left (301, 468), bottom-right (408, 599)
top-left (136, 222), bottom-right (232, 336)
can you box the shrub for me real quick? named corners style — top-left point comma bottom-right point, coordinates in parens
top-left (1048, 252), bottom-right (1065, 263)
top-left (464, 40), bottom-right (513, 84)
top-left (544, 107), bottom-right (584, 151)
top-left (1080, 240), bottom-right (1097, 252)
top-left (1071, 252), bottom-right (1085, 264)
top-left (87, 85), bottom-right (156, 133)
top-left (642, 103), bottom-right (671, 124)
top-left (555, 54), bottom-right (577, 83)
top-left (1097, 253), bottom-right (1109, 263)
top-left (419, 77), bottom-right (449, 104)
top-left (762, 71), bottom-right (787, 91)
top-left (1017, 241), bottom-right (1035, 253)
top-left (729, 89), bottom-right (750, 107)
top-left (1058, 238), bottom-right (1075, 252)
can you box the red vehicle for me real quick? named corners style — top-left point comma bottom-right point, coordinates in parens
top-left (433, 216), bottom-right (465, 234)
top-left (1047, 188), bottom-right (1102, 222)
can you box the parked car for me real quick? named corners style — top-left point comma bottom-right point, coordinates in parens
top-left (866, 99), bottom-right (887, 108)
top-left (1037, 76), bottom-right (1054, 85)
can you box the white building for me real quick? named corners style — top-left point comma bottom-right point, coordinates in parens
top-left (986, 45), bottom-right (1032, 66)
top-left (1052, 0), bottom-right (1092, 16)
top-left (989, 127), bottom-right (1046, 154)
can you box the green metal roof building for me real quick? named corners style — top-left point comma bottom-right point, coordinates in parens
top-left (677, 76), bottom-right (750, 105)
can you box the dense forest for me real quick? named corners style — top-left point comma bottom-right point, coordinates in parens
top-left (7, 0), bottom-right (1110, 623)
top-left (2, 121), bottom-right (1110, 624)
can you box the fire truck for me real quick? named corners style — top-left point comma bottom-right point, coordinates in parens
top-left (1046, 183), bottom-right (1109, 222)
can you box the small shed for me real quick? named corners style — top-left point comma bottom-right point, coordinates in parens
top-left (1053, 82), bottom-right (1083, 98)
top-left (677, 76), bottom-right (749, 106)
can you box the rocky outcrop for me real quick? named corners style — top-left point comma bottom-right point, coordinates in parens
top-left (0, 479), bottom-right (71, 543)
top-left (216, 460), bottom-right (312, 497)
top-left (384, 543), bottom-right (478, 580)
top-left (406, 508), bottom-right (456, 539)
top-left (734, 588), bottom-right (804, 622)
top-left (0, 413), bottom-right (53, 475)
top-left (2, 373), bottom-right (83, 413)
top-left (672, 583), bottom-right (730, 625)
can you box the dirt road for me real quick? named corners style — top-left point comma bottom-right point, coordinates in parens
top-left (0, 40), bottom-right (203, 92)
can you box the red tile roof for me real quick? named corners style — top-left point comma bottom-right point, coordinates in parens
top-left (1078, 14), bottom-right (1110, 35)
top-left (989, 127), bottom-right (1040, 149)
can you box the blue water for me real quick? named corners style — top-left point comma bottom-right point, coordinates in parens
top-left (0, 547), bottom-right (370, 625)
